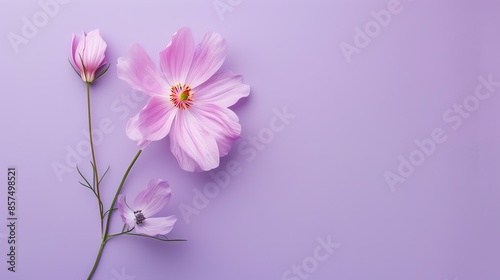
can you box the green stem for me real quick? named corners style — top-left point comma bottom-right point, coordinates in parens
top-left (87, 150), bottom-right (142, 280)
top-left (104, 150), bottom-right (142, 238)
top-left (122, 233), bottom-right (187, 242)
top-left (87, 240), bottom-right (107, 280)
top-left (107, 227), bottom-right (135, 239)
top-left (87, 82), bottom-right (103, 233)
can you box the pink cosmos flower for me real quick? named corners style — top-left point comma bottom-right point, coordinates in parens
top-left (71, 29), bottom-right (108, 83)
top-left (117, 179), bottom-right (177, 236)
top-left (117, 27), bottom-right (250, 172)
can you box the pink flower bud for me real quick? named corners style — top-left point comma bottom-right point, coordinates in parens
top-left (71, 29), bottom-right (107, 83)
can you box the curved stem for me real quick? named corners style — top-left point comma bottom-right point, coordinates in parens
top-left (87, 82), bottom-right (103, 233)
top-left (87, 240), bottom-right (106, 280)
top-left (122, 233), bottom-right (187, 242)
top-left (87, 150), bottom-right (142, 280)
top-left (107, 226), bottom-right (135, 239)
top-left (104, 149), bottom-right (142, 239)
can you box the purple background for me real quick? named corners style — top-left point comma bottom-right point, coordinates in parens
top-left (1, 0), bottom-right (500, 279)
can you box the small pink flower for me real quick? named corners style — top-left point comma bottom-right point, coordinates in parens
top-left (117, 179), bottom-right (177, 236)
top-left (117, 27), bottom-right (250, 171)
top-left (71, 29), bottom-right (108, 83)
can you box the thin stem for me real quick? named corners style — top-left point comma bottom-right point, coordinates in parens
top-left (122, 233), bottom-right (187, 242)
top-left (87, 150), bottom-right (142, 280)
top-left (87, 82), bottom-right (103, 233)
top-left (87, 240), bottom-right (106, 280)
top-left (104, 150), bottom-right (142, 239)
top-left (108, 227), bottom-right (135, 239)
top-left (102, 208), bottom-right (117, 219)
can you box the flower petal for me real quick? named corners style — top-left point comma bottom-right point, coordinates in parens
top-left (169, 110), bottom-right (220, 171)
top-left (82, 30), bottom-right (107, 73)
top-left (133, 179), bottom-right (172, 217)
top-left (186, 31), bottom-right (226, 88)
top-left (71, 33), bottom-right (83, 72)
top-left (192, 104), bottom-right (241, 157)
top-left (135, 216), bottom-right (177, 236)
top-left (194, 71), bottom-right (250, 108)
top-left (126, 95), bottom-right (177, 145)
top-left (118, 44), bottom-right (168, 96)
top-left (126, 113), bottom-right (151, 149)
top-left (117, 195), bottom-right (136, 229)
top-left (169, 135), bottom-right (199, 172)
top-left (74, 32), bottom-right (87, 79)
top-left (159, 27), bottom-right (195, 86)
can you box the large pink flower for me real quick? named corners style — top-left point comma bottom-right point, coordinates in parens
top-left (117, 28), bottom-right (250, 171)
top-left (71, 29), bottom-right (108, 83)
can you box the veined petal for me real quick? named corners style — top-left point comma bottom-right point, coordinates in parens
top-left (117, 195), bottom-right (136, 229)
top-left (193, 104), bottom-right (241, 156)
top-left (169, 135), bottom-right (199, 172)
top-left (135, 216), bottom-right (177, 236)
top-left (131, 95), bottom-right (177, 142)
top-left (159, 28), bottom-right (195, 86)
top-left (118, 44), bottom-right (168, 96)
top-left (186, 31), bottom-right (226, 88)
top-left (71, 33), bottom-right (83, 72)
top-left (126, 113), bottom-right (151, 149)
top-left (195, 71), bottom-right (250, 108)
top-left (74, 32), bottom-right (86, 78)
top-left (82, 30), bottom-right (107, 73)
top-left (133, 179), bottom-right (172, 218)
top-left (169, 110), bottom-right (219, 171)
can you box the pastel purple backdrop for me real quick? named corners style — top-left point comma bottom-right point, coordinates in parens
top-left (1, 0), bottom-right (500, 279)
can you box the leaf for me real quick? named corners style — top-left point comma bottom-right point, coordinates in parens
top-left (94, 64), bottom-right (110, 82)
top-left (78, 181), bottom-right (92, 190)
top-left (103, 208), bottom-right (118, 218)
top-left (124, 233), bottom-right (187, 242)
top-left (68, 58), bottom-right (81, 76)
top-left (78, 53), bottom-right (88, 82)
top-left (90, 161), bottom-right (96, 188)
top-left (98, 165), bottom-right (110, 185)
top-left (76, 165), bottom-right (93, 191)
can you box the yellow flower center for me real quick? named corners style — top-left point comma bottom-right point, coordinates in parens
top-left (170, 84), bottom-right (194, 110)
